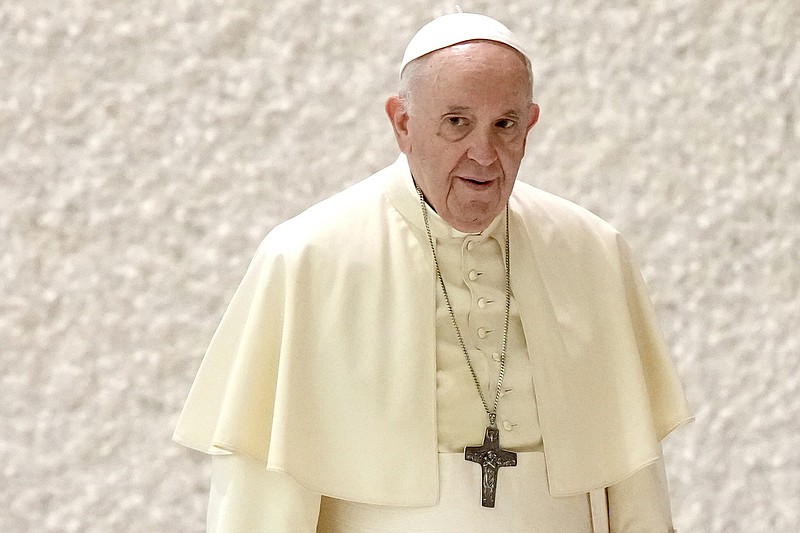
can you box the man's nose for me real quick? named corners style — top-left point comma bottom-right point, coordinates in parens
top-left (466, 129), bottom-right (498, 166)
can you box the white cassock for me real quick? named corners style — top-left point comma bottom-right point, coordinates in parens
top-left (174, 155), bottom-right (692, 532)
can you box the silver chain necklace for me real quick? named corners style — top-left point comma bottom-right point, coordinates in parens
top-left (416, 186), bottom-right (517, 508)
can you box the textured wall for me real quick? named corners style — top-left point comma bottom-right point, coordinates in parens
top-left (2, 0), bottom-right (798, 531)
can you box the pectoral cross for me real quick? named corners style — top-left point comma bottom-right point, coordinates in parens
top-left (464, 425), bottom-right (517, 507)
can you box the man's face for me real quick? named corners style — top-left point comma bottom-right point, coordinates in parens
top-left (387, 41), bottom-right (539, 233)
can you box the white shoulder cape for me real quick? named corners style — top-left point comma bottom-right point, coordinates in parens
top-left (173, 155), bottom-right (692, 503)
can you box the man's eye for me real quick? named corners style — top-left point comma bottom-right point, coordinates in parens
top-left (495, 119), bottom-right (516, 129)
top-left (446, 116), bottom-right (469, 127)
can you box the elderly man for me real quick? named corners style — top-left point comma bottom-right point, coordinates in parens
top-left (174, 13), bottom-right (691, 532)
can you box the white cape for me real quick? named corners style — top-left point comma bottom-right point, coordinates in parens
top-left (174, 155), bottom-right (691, 504)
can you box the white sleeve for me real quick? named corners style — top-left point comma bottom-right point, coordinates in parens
top-left (208, 454), bottom-right (321, 533)
top-left (607, 454), bottom-right (676, 533)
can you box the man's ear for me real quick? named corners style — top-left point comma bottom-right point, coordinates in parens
top-left (527, 103), bottom-right (540, 131)
top-left (385, 95), bottom-right (412, 154)
top-left (520, 103), bottom-right (540, 155)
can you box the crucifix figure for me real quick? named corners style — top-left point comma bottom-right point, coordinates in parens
top-left (464, 425), bottom-right (517, 507)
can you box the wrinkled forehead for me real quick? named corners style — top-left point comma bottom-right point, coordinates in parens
top-left (412, 43), bottom-right (533, 113)
top-left (416, 41), bottom-right (531, 92)
top-left (400, 13), bottom-right (531, 78)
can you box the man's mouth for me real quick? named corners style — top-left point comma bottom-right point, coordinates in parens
top-left (459, 176), bottom-right (495, 187)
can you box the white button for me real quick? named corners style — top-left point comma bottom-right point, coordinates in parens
top-left (477, 328), bottom-right (489, 339)
top-left (467, 241), bottom-right (475, 251)
top-left (492, 352), bottom-right (501, 362)
top-left (468, 270), bottom-right (479, 281)
top-left (502, 420), bottom-right (516, 431)
top-left (477, 297), bottom-right (487, 309)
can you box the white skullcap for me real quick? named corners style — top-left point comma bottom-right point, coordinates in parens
top-left (400, 13), bottom-right (530, 77)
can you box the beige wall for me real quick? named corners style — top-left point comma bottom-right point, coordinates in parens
top-left (2, 1), bottom-right (798, 531)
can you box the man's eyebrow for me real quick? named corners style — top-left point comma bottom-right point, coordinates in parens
top-left (440, 107), bottom-right (521, 117)
top-left (443, 106), bottom-right (471, 114)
